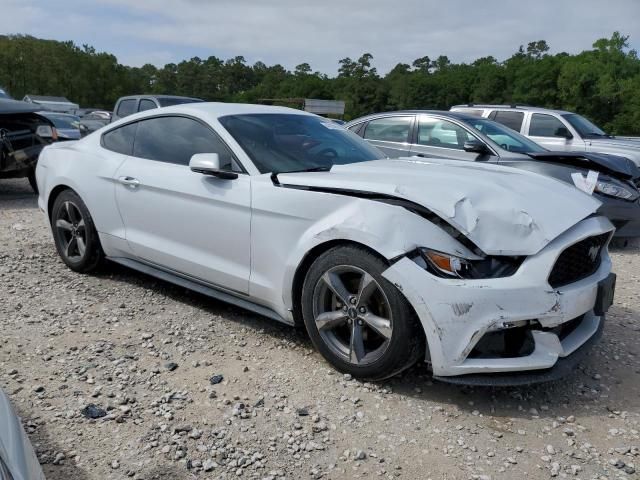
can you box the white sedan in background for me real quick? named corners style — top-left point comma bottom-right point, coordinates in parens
top-left (36, 103), bottom-right (616, 384)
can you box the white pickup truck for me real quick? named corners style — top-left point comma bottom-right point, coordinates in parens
top-left (450, 104), bottom-right (640, 166)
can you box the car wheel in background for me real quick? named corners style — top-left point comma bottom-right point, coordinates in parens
top-left (301, 245), bottom-right (425, 381)
top-left (51, 189), bottom-right (104, 272)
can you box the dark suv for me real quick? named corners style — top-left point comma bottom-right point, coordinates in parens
top-left (111, 95), bottom-right (204, 122)
top-left (1, 98), bottom-right (56, 192)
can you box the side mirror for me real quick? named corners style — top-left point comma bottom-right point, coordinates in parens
top-left (463, 140), bottom-right (490, 155)
top-left (189, 153), bottom-right (238, 180)
top-left (555, 127), bottom-right (573, 139)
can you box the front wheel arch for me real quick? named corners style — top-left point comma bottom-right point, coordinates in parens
top-left (291, 240), bottom-right (396, 327)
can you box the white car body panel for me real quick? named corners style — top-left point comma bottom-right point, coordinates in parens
top-left (113, 156), bottom-right (252, 293)
top-left (36, 102), bottom-right (614, 379)
top-left (0, 387), bottom-right (46, 480)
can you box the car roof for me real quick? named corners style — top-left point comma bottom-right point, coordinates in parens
top-left (38, 111), bottom-right (78, 117)
top-left (451, 104), bottom-right (574, 115)
top-left (108, 102), bottom-right (315, 127)
top-left (0, 98), bottom-right (40, 114)
top-left (346, 110), bottom-right (482, 124)
top-left (118, 94), bottom-right (203, 102)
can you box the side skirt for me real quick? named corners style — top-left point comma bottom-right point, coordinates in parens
top-left (107, 256), bottom-right (291, 325)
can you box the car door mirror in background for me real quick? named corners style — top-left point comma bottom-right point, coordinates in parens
top-left (189, 153), bottom-right (238, 180)
top-left (555, 127), bottom-right (573, 139)
top-left (463, 140), bottom-right (490, 155)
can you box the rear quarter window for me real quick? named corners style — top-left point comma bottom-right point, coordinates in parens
top-left (102, 123), bottom-right (138, 155)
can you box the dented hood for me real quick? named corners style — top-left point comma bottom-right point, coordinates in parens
top-left (277, 158), bottom-right (602, 256)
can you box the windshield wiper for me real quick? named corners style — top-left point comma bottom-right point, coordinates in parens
top-left (278, 165), bottom-right (332, 174)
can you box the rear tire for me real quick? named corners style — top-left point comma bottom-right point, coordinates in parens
top-left (51, 190), bottom-right (104, 273)
top-left (301, 245), bottom-right (425, 381)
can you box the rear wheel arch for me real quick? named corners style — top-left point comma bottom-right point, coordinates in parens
top-left (47, 185), bottom-right (74, 220)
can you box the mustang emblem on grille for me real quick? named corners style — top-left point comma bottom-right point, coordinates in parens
top-left (587, 245), bottom-right (600, 262)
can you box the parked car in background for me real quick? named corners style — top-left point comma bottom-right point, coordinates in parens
top-left (346, 111), bottom-right (640, 242)
top-left (23, 94), bottom-right (79, 113)
top-left (79, 110), bottom-right (111, 135)
top-left (37, 103), bottom-right (616, 384)
top-left (0, 386), bottom-right (46, 480)
top-left (39, 111), bottom-right (82, 140)
top-left (72, 107), bottom-right (104, 117)
top-left (1, 98), bottom-right (56, 192)
top-left (450, 105), bottom-right (640, 166)
top-left (111, 95), bottom-right (204, 122)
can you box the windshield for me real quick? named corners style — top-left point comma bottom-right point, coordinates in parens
top-left (461, 117), bottom-right (547, 153)
top-left (43, 114), bottom-right (80, 129)
top-left (219, 113), bottom-right (385, 173)
top-left (157, 97), bottom-right (204, 107)
top-left (562, 113), bottom-right (608, 138)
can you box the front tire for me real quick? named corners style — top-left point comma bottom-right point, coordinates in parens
top-left (51, 190), bottom-right (104, 273)
top-left (301, 245), bottom-right (425, 381)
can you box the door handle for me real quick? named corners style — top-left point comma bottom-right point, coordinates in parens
top-left (415, 153), bottom-right (426, 158)
top-left (118, 176), bottom-right (140, 188)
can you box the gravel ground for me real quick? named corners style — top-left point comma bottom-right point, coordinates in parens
top-left (1, 178), bottom-right (639, 480)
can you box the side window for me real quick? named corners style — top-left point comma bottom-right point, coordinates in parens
top-left (418, 117), bottom-right (475, 150)
top-left (116, 99), bottom-right (137, 118)
top-left (363, 116), bottom-right (412, 143)
top-left (133, 116), bottom-right (238, 170)
top-left (529, 114), bottom-right (567, 137)
top-left (138, 99), bottom-right (157, 112)
top-left (102, 123), bottom-right (138, 155)
top-left (490, 111), bottom-right (524, 132)
top-left (347, 123), bottom-right (364, 136)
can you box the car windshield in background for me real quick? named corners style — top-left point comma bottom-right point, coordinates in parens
top-left (219, 114), bottom-right (385, 174)
top-left (157, 98), bottom-right (204, 107)
top-left (462, 118), bottom-right (547, 154)
top-left (44, 114), bottom-right (81, 129)
top-left (562, 113), bottom-right (609, 138)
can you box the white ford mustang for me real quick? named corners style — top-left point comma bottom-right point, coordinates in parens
top-left (36, 103), bottom-right (616, 384)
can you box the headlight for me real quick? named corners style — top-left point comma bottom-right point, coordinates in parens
top-left (411, 248), bottom-right (524, 279)
top-left (594, 180), bottom-right (638, 201)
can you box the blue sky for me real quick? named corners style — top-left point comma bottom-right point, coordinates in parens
top-left (2, 0), bottom-right (639, 74)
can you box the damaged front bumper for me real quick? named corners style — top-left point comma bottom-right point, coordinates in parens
top-left (383, 215), bottom-right (614, 384)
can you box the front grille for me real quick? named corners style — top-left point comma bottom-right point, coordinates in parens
top-left (548, 233), bottom-right (609, 288)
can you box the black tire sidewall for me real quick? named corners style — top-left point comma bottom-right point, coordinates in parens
top-left (27, 170), bottom-right (38, 194)
top-left (301, 245), bottom-right (424, 381)
top-left (51, 190), bottom-right (103, 272)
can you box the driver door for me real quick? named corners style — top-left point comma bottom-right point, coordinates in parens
top-left (114, 115), bottom-right (251, 294)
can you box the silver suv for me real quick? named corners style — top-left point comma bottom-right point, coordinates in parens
top-left (450, 104), bottom-right (640, 166)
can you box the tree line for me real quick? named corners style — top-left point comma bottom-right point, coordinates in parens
top-left (0, 32), bottom-right (638, 134)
